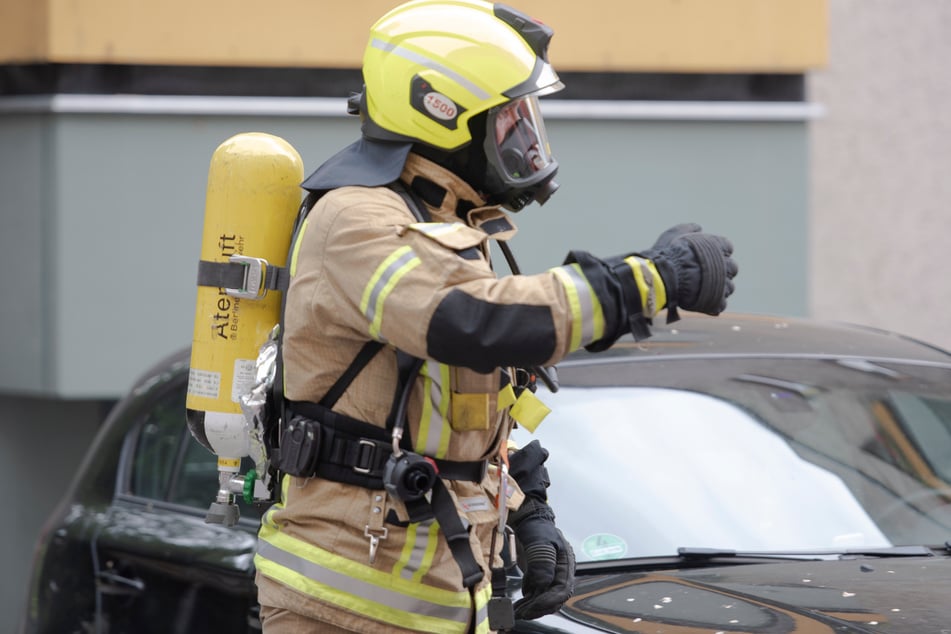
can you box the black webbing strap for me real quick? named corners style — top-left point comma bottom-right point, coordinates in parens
top-left (285, 399), bottom-right (487, 486)
top-left (196, 259), bottom-right (291, 295)
top-left (266, 192), bottom-right (319, 489)
top-left (320, 340), bottom-right (385, 409)
top-left (431, 478), bottom-right (486, 588)
top-left (390, 179), bottom-right (432, 223)
top-left (400, 479), bottom-right (486, 589)
top-left (288, 400), bottom-right (395, 490)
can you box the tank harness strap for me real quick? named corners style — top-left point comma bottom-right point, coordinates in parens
top-left (389, 179), bottom-right (432, 223)
top-left (431, 477), bottom-right (486, 589)
top-left (283, 400), bottom-right (487, 487)
top-left (196, 258), bottom-right (291, 298)
top-left (320, 340), bottom-right (385, 409)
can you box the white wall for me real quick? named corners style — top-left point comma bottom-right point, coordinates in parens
top-left (810, 0), bottom-right (951, 349)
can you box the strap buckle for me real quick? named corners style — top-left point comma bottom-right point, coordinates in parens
top-left (225, 255), bottom-right (269, 300)
top-left (353, 439), bottom-right (381, 475)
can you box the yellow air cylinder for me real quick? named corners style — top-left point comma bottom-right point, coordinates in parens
top-left (186, 132), bottom-right (303, 475)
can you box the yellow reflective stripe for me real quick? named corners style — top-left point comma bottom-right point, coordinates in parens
top-left (256, 526), bottom-right (472, 633)
top-left (288, 216), bottom-right (310, 277)
top-left (360, 246), bottom-right (421, 340)
top-left (370, 38), bottom-right (491, 102)
top-left (552, 264), bottom-right (605, 349)
top-left (416, 361), bottom-right (451, 457)
top-left (417, 367), bottom-right (435, 454)
top-left (394, 518), bottom-right (441, 583)
top-left (473, 585), bottom-right (492, 634)
top-left (436, 363), bottom-right (451, 456)
top-left (624, 256), bottom-right (667, 318)
top-left (648, 259), bottom-right (668, 313)
top-left (411, 221), bottom-right (467, 238)
top-left (552, 267), bottom-right (583, 349)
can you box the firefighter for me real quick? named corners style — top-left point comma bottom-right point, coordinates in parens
top-left (253, 1), bottom-right (738, 632)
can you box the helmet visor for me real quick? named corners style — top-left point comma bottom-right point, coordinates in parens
top-left (487, 95), bottom-right (555, 184)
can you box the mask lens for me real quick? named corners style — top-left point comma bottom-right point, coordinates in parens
top-left (491, 96), bottom-right (553, 181)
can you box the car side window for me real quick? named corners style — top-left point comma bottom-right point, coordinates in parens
top-left (130, 388), bottom-right (187, 500)
top-left (127, 381), bottom-right (263, 520)
top-left (167, 433), bottom-right (221, 508)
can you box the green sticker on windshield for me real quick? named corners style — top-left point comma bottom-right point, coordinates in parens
top-left (582, 533), bottom-right (628, 560)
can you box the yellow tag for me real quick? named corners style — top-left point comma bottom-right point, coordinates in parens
top-left (509, 390), bottom-right (551, 433)
top-left (497, 384), bottom-right (517, 411)
top-left (217, 457), bottom-right (241, 469)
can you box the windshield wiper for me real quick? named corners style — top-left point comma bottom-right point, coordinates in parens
top-left (678, 545), bottom-right (934, 559)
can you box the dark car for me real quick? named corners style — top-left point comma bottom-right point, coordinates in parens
top-left (21, 313), bottom-right (951, 633)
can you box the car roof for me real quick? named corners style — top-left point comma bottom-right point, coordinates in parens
top-left (141, 312), bottom-right (951, 393)
top-left (561, 312), bottom-right (951, 367)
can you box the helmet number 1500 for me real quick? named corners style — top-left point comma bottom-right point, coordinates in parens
top-left (423, 92), bottom-right (458, 121)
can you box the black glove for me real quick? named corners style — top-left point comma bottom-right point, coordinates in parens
top-left (640, 223), bottom-right (738, 320)
top-left (507, 441), bottom-right (576, 620)
top-left (508, 498), bottom-right (575, 620)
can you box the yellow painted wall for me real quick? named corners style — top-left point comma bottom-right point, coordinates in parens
top-left (0, 0), bottom-right (48, 61)
top-left (1, 0), bottom-right (826, 72)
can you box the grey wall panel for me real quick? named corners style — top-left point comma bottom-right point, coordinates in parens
top-left (0, 116), bottom-right (48, 391)
top-left (2, 105), bottom-right (809, 397)
top-left (49, 115), bottom-right (358, 397)
top-left (512, 118), bottom-right (809, 316)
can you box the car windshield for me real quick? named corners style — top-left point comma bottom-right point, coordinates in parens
top-left (512, 357), bottom-right (951, 563)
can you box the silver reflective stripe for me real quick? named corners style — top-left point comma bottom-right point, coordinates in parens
top-left (370, 38), bottom-right (491, 101)
top-left (256, 540), bottom-right (471, 624)
top-left (629, 256), bottom-right (657, 316)
top-left (474, 600), bottom-right (489, 631)
top-left (363, 247), bottom-right (419, 339)
top-left (398, 518), bottom-right (438, 581)
top-left (412, 222), bottom-right (465, 238)
top-left (421, 360), bottom-right (449, 457)
top-left (559, 264), bottom-right (598, 346)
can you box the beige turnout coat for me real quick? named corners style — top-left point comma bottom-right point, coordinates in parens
top-left (254, 154), bottom-right (598, 633)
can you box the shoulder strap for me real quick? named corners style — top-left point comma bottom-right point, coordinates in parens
top-left (271, 192), bottom-right (319, 428)
top-left (319, 340), bottom-right (385, 409)
top-left (389, 179), bottom-right (431, 222)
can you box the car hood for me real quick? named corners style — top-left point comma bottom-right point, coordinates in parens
top-left (527, 556), bottom-right (951, 633)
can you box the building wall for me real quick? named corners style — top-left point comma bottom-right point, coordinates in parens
top-left (1, 0), bottom-right (825, 71)
top-left (810, 0), bottom-right (951, 350)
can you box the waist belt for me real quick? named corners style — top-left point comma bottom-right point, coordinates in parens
top-left (279, 399), bottom-right (487, 489)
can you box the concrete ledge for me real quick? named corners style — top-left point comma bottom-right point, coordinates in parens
top-left (0, 94), bottom-right (824, 121)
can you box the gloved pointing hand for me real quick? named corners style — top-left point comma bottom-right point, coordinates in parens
top-left (640, 223), bottom-right (738, 319)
